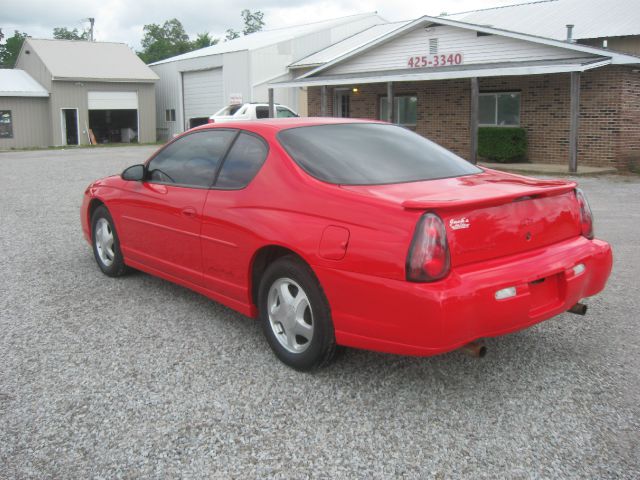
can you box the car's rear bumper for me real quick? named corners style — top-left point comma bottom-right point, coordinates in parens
top-left (314, 236), bottom-right (612, 356)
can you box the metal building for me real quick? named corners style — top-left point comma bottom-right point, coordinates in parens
top-left (1, 38), bottom-right (158, 149)
top-left (0, 70), bottom-right (50, 149)
top-left (149, 13), bottom-right (384, 139)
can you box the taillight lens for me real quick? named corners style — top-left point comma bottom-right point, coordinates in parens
top-left (575, 188), bottom-right (594, 239)
top-left (406, 213), bottom-right (451, 282)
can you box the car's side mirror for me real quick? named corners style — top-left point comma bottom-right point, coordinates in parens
top-left (121, 164), bottom-right (146, 181)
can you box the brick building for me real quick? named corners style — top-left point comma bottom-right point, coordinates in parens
top-left (270, 14), bottom-right (640, 171)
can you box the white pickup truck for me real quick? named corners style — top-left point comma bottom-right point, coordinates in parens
top-left (208, 103), bottom-right (299, 123)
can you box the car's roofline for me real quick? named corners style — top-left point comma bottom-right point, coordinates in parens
top-left (191, 117), bottom-right (387, 133)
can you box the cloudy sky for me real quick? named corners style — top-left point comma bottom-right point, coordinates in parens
top-left (2, 0), bottom-right (520, 50)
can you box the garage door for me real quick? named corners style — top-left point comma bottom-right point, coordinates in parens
top-left (88, 91), bottom-right (138, 110)
top-left (183, 68), bottom-right (223, 123)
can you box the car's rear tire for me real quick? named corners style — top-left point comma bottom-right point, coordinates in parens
top-left (258, 255), bottom-right (336, 371)
top-left (91, 205), bottom-right (128, 277)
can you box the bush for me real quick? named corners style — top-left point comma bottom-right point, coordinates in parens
top-left (478, 127), bottom-right (527, 163)
top-left (625, 155), bottom-right (640, 174)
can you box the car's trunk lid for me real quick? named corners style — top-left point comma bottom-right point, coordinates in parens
top-left (340, 169), bottom-right (582, 267)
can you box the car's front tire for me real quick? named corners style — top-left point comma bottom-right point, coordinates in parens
top-left (91, 205), bottom-right (128, 277)
top-left (258, 255), bottom-right (336, 371)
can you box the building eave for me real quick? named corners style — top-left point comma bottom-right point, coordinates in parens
top-left (0, 92), bottom-right (50, 98)
top-left (271, 58), bottom-right (612, 88)
top-left (52, 77), bottom-right (158, 83)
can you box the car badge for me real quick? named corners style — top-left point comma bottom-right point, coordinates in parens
top-left (449, 217), bottom-right (470, 230)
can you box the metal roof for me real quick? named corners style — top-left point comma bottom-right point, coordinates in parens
top-left (149, 12), bottom-right (383, 66)
top-left (289, 21), bottom-right (410, 68)
top-left (273, 57), bottom-right (610, 87)
top-left (447, 0), bottom-right (640, 40)
top-left (291, 14), bottom-right (640, 82)
top-left (22, 38), bottom-right (159, 82)
top-left (0, 69), bottom-right (49, 97)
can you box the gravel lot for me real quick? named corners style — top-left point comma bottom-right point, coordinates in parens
top-left (1, 146), bottom-right (639, 479)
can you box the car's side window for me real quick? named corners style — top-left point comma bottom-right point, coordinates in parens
top-left (215, 132), bottom-right (268, 189)
top-left (255, 106), bottom-right (270, 119)
top-left (147, 130), bottom-right (236, 188)
top-left (276, 107), bottom-right (297, 118)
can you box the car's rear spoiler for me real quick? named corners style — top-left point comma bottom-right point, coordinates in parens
top-left (402, 182), bottom-right (577, 211)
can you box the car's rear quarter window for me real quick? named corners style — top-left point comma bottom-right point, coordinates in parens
top-left (215, 132), bottom-right (268, 189)
top-left (277, 123), bottom-right (481, 185)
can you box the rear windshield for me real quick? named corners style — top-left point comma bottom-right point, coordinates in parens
top-left (214, 105), bottom-right (243, 116)
top-left (277, 123), bottom-right (481, 185)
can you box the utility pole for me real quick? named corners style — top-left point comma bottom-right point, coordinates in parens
top-left (87, 18), bottom-right (95, 41)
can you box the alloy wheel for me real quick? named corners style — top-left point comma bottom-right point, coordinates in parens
top-left (267, 277), bottom-right (314, 353)
top-left (94, 218), bottom-right (115, 267)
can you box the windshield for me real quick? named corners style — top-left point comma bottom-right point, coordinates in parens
top-left (277, 123), bottom-right (481, 185)
top-left (213, 104), bottom-right (244, 116)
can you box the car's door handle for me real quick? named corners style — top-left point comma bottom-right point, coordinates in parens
top-left (181, 207), bottom-right (197, 218)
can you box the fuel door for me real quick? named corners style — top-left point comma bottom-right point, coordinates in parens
top-left (319, 225), bottom-right (350, 260)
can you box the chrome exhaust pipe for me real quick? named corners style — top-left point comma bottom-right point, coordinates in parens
top-left (568, 303), bottom-right (587, 315)
top-left (462, 341), bottom-right (487, 358)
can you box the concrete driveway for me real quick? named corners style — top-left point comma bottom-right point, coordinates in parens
top-left (1, 146), bottom-right (638, 478)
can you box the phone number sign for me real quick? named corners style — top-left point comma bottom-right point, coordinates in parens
top-left (407, 53), bottom-right (464, 68)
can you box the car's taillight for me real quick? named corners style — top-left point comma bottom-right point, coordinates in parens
top-left (406, 213), bottom-right (451, 282)
top-left (208, 118), bottom-right (215, 124)
top-left (575, 188), bottom-right (594, 240)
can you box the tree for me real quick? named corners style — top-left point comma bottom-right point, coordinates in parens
top-left (138, 18), bottom-right (192, 64)
top-left (136, 12), bottom-right (266, 63)
top-left (53, 27), bottom-right (88, 40)
top-left (224, 9), bottom-right (265, 42)
top-left (0, 30), bottom-right (27, 67)
top-left (241, 9), bottom-right (265, 36)
top-left (225, 28), bottom-right (240, 41)
top-left (192, 32), bottom-right (218, 49)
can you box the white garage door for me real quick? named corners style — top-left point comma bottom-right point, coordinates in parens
top-left (88, 91), bottom-right (138, 110)
top-left (183, 68), bottom-right (223, 122)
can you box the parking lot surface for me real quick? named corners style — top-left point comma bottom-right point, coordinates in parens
top-left (1, 146), bottom-right (639, 479)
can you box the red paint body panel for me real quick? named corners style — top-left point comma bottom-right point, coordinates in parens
top-left (80, 118), bottom-right (613, 357)
top-left (118, 182), bottom-right (207, 286)
top-left (316, 236), bottom-right (611, 355)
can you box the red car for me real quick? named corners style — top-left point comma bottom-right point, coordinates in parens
top-left (81, 118), bottom-right (612, 370)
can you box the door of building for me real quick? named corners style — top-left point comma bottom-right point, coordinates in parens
top-left (61, 109), bottom-right (79, 145)
top-left (334, 89), bottom-right (351, 118)
top-left (183, 68), bottom-right (223, 130)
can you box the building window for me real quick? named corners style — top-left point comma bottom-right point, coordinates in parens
top-left (379, 95), bottom-right (417, 126)
top-left (0, 110), bottom-right (13, 139)
top-left (479, 92), bottom-right (520, 126)
top-left (165, 109), bottom-right (176, 122)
